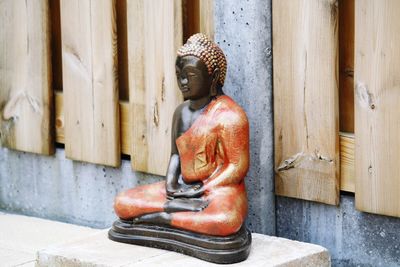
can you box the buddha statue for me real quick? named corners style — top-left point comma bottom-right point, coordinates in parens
top-left (109, 33), bottom-right (251, 264)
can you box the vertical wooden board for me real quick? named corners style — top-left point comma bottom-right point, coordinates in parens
top-left (339, 0), bottom-right (355, 133)
top-left (0, 0), bottom-right (54, 155)
top-left (183, 0), bottom-right (214, 41)
top-left (55, 91), bottom-right (64, 143)
top-left (340, 132), bottom-right (355, 193)
top-left (128, 0), bottom-right (183, 176)
top-left (61, 0), bottom-right (120, 166)
top-left (49, 0), bottom-right (63, 91)
top-left (273, 0), bottom-right (339, 205)
top-left (116, 0), bottom-right (129, 101)
top-left (355, 0), bottom-right (400, 217)
top-left (182, 0), bottom-right (199, 42)
top-left (199, 0), bottom-right (214, 40)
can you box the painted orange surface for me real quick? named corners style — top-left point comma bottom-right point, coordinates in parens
top-left (114, 95), bottom-right (249, 236)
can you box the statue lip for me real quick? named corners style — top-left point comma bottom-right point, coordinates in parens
top-left (181, 87), bottom-right (190, 93)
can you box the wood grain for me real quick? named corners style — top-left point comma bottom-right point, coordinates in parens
top-left (182, 0), bottom-right (199, 42)
top-left (183, 0), bottom-right (214, 41)
top-left (127, 0), bottom-right (183, 176)
top-left (355, 0), bottom-right (400, 217)
top-left (199, 0), bottom-right (214, 40)
top-left (340, 132), bottom-right (355, 193)
top-left (60, 0), bottom-right (120, 166)
top-left (116, 0), bottom-right (129, 101)
top-left (55, 91), bottom-right (64, 143)
top-left (55, 92), bottom-right (130, 155)
top-left (339, 0), bottom-right (355, 133)
top-left (49, 0), bottom-right (63, 91)
top-left (273, 0), bottom-right (339, 205)
top-left (0, 0), bottom-right (54, 155)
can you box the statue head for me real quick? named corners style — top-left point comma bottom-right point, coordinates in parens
top-left (176, 34), bottom-right (227, 100)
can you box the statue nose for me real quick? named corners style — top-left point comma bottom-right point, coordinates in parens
top-left (180, 76), bottom-right (188, 85)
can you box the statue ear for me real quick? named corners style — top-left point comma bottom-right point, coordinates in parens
top-left (210, 68), bottom-right (220, 96)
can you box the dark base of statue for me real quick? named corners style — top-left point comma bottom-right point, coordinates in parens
top-left (108, 219), bottom-right (252, 264)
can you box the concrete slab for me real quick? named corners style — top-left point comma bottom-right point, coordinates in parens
top-left (36, 231), bottom-right (330, 267)
top-left (0, 246), bottom-right (34, 266)
top-left (0, 212), bottom-right (99, 266)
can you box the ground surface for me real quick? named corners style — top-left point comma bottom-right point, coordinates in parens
top-left (0, 211), bottom-right (99, 266)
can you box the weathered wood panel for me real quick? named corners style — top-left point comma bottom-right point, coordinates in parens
top-left (55, 92), bottom-right (130, 155)
top-left (355, 0), bottom-right (400, 217)
top-left (0, 0), bottom-right (54, 155)
top-left (339, 0), bottom-right (355, 133)
top-left (61, 0), bottom-right (120, 166)
top-left (127, 0), bottom-right (183, 175)
top-left (273, 0), bottom-right (339, 205)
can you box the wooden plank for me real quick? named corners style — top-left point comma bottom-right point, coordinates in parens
top-left (55, 92), bottom-right (130, 155)
top-left (182, 0), bottom-right (199, 42)
top-left (119, 101), bottom-right (130, 156)
top-left (60, 0), bottom-right (120, 167)
top-left (339, 0), bottom-right (355, 133)
top-left (127, 0), bottom-right (183, 175)
top-left (49, 0), bottom-right (63, 91)
top-left (273, 0), bottom-right (339, 205)
top-left (183, 0), bottom-right (214, 41)
top-left (116, 0), bottom-right (129, 101)
top-left (355, 0), bottom-right (400, 217)
top-left (340, 132), bottom-right (355, 193)
top-left (0, 0), bottom-right (54, 155)
top-left (199, 0), bottom-right (214, 39)
top-left (55, 91), bottom-right (64, 143)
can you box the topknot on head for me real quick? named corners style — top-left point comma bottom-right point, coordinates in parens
top-left (177, 33), bottom-right (227, 87)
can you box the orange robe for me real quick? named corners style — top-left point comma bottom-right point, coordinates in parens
top-left (114, 95), bottom-right (250, 236)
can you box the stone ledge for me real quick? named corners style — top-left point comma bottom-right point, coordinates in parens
top-left (0, 211), bottom-right (99, 267)
top-left (36, 230), bottom-right (330, 267)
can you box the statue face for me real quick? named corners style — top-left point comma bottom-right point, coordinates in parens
top-left (175, 55), bottom-right (212, 100)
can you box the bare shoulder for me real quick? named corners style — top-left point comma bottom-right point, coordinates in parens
top-left (173, 101), bottom-right (190, 122)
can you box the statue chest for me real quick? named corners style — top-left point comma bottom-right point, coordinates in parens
top-left (176, 112), bottom-right (224, 183)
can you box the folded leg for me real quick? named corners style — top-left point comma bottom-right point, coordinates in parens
top-left (170, 183), bottom-right (248, 236)
top-left (114, 181), bottom-right (167, 219)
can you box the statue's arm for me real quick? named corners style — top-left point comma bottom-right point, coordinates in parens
top-left (165, 154), bottom-right (180, 196)
top-left (165, 106), bottom-right (182, 196)
top-left (203, 111), bottom-right (250, 191)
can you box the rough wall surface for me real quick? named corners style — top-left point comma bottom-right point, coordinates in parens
top-left (277, 195), bottom-right (400, 266)
top-left (0, 148), bottom-right (161, 228)
top-left (214, 0), bottom-right (275, 235)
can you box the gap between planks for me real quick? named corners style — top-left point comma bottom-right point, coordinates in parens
top-left (55, 91), bottom-right (355, 192)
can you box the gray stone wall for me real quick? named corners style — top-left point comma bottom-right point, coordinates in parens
top-left (214, 0), bottom-right (275, 235)
top-left (0, 148), bottom-right (161, 228)
top-left (277, 195), bottom-right (400, 266)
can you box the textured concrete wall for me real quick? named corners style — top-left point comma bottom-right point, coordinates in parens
top-left (214, 0), bottom-right (275, 235)
top-left (0, 148), bottom-right (161, 228)
top-left (0, 1), bottom-right (275, 234)
top-left (277, 195), bottom-right (400, 266)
